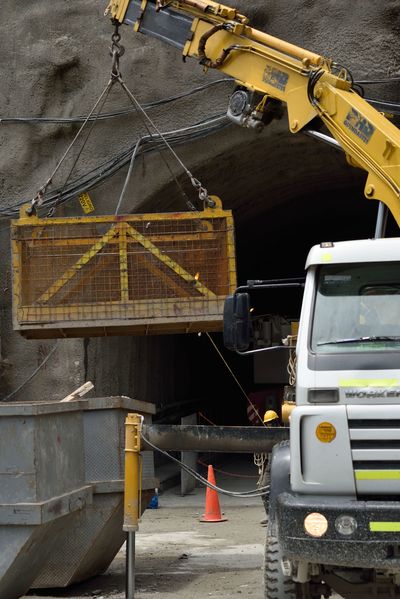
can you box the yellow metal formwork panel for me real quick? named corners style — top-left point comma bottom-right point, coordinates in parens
top-left (11, 199), bottom-right (237, 338)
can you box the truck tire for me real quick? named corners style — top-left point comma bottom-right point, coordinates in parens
top-left (264, 523), bottom-right (326, 599)
top-left (264, 523), bottom-right (297, 599)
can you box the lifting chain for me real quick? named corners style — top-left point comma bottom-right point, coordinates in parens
top-left (254, 452), bottom-right (268, 487)
top-left (27, 20), bottom-right (214, 218)
top-left (110, 21), bottom-right (125, 80)
top-left (190, 175), bottom-right (216, 208)
top-left (27, 23), bottom-right (126, 217)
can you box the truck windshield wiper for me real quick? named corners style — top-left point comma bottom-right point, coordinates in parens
top-left (318, 336), bottom-right (400, 346)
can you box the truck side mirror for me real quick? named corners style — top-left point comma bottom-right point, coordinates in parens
top-left (223, 293), bottom-right (251, 351)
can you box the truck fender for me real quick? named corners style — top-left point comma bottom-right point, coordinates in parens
top-left (269, 440), bottom-right (291, 523)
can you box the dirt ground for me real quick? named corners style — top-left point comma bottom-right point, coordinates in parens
top-left (23, 456), bottom-right (341, 599)
top-left (25, 502), bottom-right (265, 598)
top-left (24, 455), bottom-right (267, 599)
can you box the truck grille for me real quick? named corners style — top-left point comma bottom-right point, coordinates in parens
top-left (348, 410), bottom-right (400, 496)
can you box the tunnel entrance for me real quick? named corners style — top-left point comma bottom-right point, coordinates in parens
top-left (146, 125), bottom-right (400, 431)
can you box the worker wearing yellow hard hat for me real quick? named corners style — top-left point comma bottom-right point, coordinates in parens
top-left (263, 409), bottom-right (279, 424)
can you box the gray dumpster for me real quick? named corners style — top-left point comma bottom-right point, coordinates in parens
top-left (0, 401), bottom-right (92, 599)
top-left (32, 395), bottom-right (157, 588)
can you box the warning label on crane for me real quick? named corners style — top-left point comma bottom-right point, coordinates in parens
top-left (263, 65), bottom-right (289, 92)
top-left (343, 108), bottom-right (375, 144)
top-left (79, 192), bottom-right (95, 214)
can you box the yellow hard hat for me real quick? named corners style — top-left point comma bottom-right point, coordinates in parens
top-left (263, 409), bottom-right (279, 423)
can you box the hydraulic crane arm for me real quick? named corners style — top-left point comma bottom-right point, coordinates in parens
top-left (106, 0), bottom-right (400, 227)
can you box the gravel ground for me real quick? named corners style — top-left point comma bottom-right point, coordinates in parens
top-left (23, 456), bottom-right (341, 599)
top-left (24, 502), bottom-right (266, 599)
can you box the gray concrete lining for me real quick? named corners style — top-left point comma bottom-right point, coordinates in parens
top-left (0, 1), bottom-right (399, 410)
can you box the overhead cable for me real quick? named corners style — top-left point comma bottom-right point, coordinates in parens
top-left (141, 430), bottom-right (270, 498)
top-left (0, 113), bottom-right (230, 219)
top-left (0, 79), bottom-right (232, 125)
top-left (355, 76), bottom-right (400, 85)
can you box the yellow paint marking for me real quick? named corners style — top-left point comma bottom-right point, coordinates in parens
top-left (370, 522), bottom-right (400, 532)
top-left (38, 225), bottom-right (119, 303)
top-left (340, 379), bottom-right (398, 387)
top-left (125, 224), bottom-right (216, 299)
top-left (355, 470), bottom-right (400, 480)
top-left (119, 224), bottom-right (129, 302)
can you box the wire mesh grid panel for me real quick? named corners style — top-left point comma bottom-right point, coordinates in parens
top-left (12, 203), bottom-right (236, 338)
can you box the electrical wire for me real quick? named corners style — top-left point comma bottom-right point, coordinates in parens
top-left (28, 79), bottom-right (115, 213)
top-left (205, 332), bottom-right (267, 427)
top-left (355, 76), bottom-right (400, 85)
top-left (0, 113), bottom-right (230, 219)
top-left (141, 429), bottom-right (270, 497)
top-left (2, 74), bottom-right (398, 218)
top-left (0, 79), bottom-right (232, 125)
top-left (115, 75), bottom-right (202, 212)
top-left (1, 342), bottom-right (59, 402)
top-left (365, 97), bottom-right (400, 116)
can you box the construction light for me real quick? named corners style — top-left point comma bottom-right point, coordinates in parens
top-left (335, 515), bottom-right (357, 536)
top-left (304, 512), bottom-right (328, 537)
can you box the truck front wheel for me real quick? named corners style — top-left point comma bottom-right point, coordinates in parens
top-left (264, 524), bottom-right (327, 599)
top-left (264, 523), bottom-right (297, 599)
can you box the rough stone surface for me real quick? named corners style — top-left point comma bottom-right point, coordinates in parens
top-left (0, 1), bottom-right (399, 403)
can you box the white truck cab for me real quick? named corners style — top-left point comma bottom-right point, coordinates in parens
top-left (276, 238), bottom-right (400, 597)
top-left (293, 238), bottom-right (400, 498)
top-left (224, 237), bottom-right (400, 597)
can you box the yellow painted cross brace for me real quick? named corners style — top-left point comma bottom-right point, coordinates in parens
top-left (124, 223), bottom-right (217, 299)
top-left (37, 220), bottom-right (217, 305)
top-left (37, 224), bottom-right (121, 303)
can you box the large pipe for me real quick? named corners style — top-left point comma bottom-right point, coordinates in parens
top-left (141, 424), bottom-right (289, 453)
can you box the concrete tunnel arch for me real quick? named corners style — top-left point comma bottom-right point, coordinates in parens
top-left (1, 0), bottom-right (400, 430)
top-left (119, 117), bottom-right (400, 429)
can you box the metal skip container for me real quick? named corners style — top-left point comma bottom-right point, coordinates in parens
top-left (32, 396), bottom-right (157, 588)
top-left (0, 401), bottom-right (92, 599)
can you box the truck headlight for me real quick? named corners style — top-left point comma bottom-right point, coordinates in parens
top-left (304, 512), bottom-right (328, 537)
top-left (308, 388), bottom-right (339, 403)
top-left (335, 515), bottom-right (357, 536)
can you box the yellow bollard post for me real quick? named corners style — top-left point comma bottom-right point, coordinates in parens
top-left (124, 413), bottom-right (142, 599)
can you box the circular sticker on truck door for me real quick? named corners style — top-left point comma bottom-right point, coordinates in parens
top-left (316, 422), bottom-right (336, 443)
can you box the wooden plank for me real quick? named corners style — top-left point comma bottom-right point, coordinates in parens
top-left (60, 381), bottom-right (94, 402)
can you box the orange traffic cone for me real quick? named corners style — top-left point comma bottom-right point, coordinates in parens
top-left (200, 465), bottom-right (228, 522)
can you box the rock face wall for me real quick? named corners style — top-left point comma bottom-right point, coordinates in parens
top-left (0, 0), bottom-right (399, 406)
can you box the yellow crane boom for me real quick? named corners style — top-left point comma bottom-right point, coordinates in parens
top-left (106, 0), bottom-right (400, 227)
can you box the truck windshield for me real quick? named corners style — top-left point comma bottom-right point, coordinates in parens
top-left (311, 262), bottom-right (400, 353)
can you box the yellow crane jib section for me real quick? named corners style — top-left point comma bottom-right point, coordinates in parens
top-left (107, 0), bottom-right (400, 226)
top-left (124, 413), bottom-right (142, 532)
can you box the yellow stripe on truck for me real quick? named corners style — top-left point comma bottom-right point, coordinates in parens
top-left (339, 379), bottom-right (399, 387)
top-left (355, 470), bottom-right (400, 480)
top-left (370, 522), bottom-right (400, 532)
